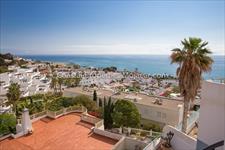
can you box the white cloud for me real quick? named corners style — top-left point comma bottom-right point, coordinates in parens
top-left (63, 43), bottom-right (177, 55)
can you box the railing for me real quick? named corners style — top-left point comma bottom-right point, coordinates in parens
top-left (95, 120), bottom-right (104, 128)
top-left (81, 113), bottom-right (101, 125)
top-left (94, 128), bottom-right (123, 141)
top-left (30, 111), bottom-right (47, 120)
top-left (46, 110), bottom-right (56, 118)
top-left (35, 111), bottom-right (47, 118)
top-left (176, 110), bottom-right (199, 133)
top-left (55, 109), bottom-right (64, 116)
top-left (8, 105), bottom-right (90, 140)
top-left (123, 127), bottom-right (162, 138)
top-left (47, 105), bottom-right (86, 119)
top-left (143, 137), bottom-right (161, 150)
top-left (17, 105), bottom-right (86, 122)
top-left (65, 105), bottom-right (84, 113)
top-left (203, 140), bottom-right (224, 150)
top-left (17, 111), bottom-right (47, 124)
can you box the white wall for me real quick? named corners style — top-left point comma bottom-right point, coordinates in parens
top-left (163, 125), bottom-right (197, 150)
top-left (135, 103), bottom-right (181, 126)
top-left (93, 128), bottom-right (123, 141)
top-left (197, 81), bottom-right (225, 150)
top-left (112, 137), bottom-right (147, 150)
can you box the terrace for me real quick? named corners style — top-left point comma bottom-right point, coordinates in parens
top-left (0, 113), bottom-right (118, 150)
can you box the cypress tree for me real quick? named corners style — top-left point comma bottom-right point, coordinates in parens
top-left (93, 90), bottom-right (97, 101)
top-left (103, 97), bottom-right (114, 129)
top-left (99, 98), bottom-right (102, 107)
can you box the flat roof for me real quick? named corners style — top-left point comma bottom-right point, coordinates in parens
top-left (64, 87), bottom-right (183, 110)
top-left (0, 113), bottom-right (117, 150)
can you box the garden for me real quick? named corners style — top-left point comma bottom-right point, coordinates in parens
top-left (0, 93), bottom-right (99, 137)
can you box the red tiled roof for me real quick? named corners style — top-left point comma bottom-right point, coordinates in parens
top-left (0, 113), bottom-right (117, 150)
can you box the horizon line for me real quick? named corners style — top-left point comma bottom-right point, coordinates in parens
top-left (17, 53), bottom-right (225, 56)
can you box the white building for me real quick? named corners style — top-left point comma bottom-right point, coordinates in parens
top-left (64, 87), bottom-right (186, 128)
top-left (0, 67), bottom-right (50, 111)
top-left (150, 81), bottom-right (225, 150)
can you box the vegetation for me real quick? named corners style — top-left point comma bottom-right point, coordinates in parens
top-left (63, 77), bottom-right (81, 87)
top-left (93, 90), bottom-right (97, 101)
top-left (46, 95), bottom-right (97, 112)
top-left (58, 77), bottom-right (63, 93)
top-left (11, 92), bottom-right (98, 118)
top-left (0, 114), bottom-right (16, 135)
top-left (170, 37), bottom-right (213, 133)
top-left (73, 95), bottom-right (97, 111)
top-left (0, 53), bottom-right (14, 60)
top-left (112, 100), bottom-right (140, 128)
top-left (51, 74), bottom-right (81, 93)
top-left (17, 93), bottom-right (58, 116)
top-left (47, 98), bottom-right (64, 111)
top-left (17, 99), bottom-right (44, 116)
top-left (142, 123), bottom-right (162, 132)
top-left (6, 83), bottom-right (21, 115)
top-left (103, 66), bottom-right (117, 72)
top-left (99, 98), bottom-right (102, 107)
top-left (50, 74), bottom-right (58, 94)
top-left (0, 53), bottom-right (28, 73)
top-left (103, 97), bottom-right (114, 129)
top-left (67, 63), bottom-right (80, 69)
top-left (0, 66), bottom-right (9, 73)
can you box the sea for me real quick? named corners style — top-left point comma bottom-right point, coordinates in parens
top-left (21, 55), bottom-right (225, 79)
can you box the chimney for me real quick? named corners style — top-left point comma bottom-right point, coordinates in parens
top-left (21, 108), bottom-right (33, 134)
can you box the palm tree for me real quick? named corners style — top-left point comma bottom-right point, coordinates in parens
top-left (58, 77), bottom-right (63, 93)
top-left (50, 65), bottom-right (55, 73)
top-left (74, 77), bottom-right (81, 87)
top-left (6, 83), bottom-right (21, 114)
top-left (50, 75), bottom-right (58, 94)
top-left (170, 37), bottom-right (213, 133)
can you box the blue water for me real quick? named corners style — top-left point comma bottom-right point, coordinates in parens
top-left (21, 55), bottom-right (225, 79)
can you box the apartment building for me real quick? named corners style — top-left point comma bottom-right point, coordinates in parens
top-left (64, 87), bottom-right (184, 127)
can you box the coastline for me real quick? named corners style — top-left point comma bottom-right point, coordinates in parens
top-left (20, 55), bottom-right (225, 79)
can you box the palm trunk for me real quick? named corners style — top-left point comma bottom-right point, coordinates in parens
top-left (54, 85), bottom-right (57, 93)
top-left (182, 96), bottom-right (189, 133)
top-left (59, 84), bottom-right (62, 93)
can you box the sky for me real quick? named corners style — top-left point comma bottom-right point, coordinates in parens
top-left (0, 0), bottom-right (224, 55)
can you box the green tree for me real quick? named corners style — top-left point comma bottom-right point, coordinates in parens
top-left (0, 114), bottom-right (16, 135)
top-left (58, 77), bottom-right (63, 93)
top-left (50, 75), bottom-right (58, 94)
top-left (170, 37), bottom-right (213, 133)
top-left (93, 90), bottom-right (97, 102)
top-left (50, 65), bottom-right (55, 72)
top-left (103, 97), bottom-right (114, 129)
top-left (99, 98), bottom-right (103, 107)
top-left (74, 77), bottom-right (81, 86)
top-left (6, 83), bottom-right (21, 114)
top-left (112, 100), bottom-right (140, 128)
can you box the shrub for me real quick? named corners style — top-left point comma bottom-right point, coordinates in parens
top-left (74, 95), bottom-right (97, 111)
top-left (112, 100), bottom-right (141, 128)
top-left (142, 123), bottom-right (162, 132)
top-left (61, 97), bottom-right (76, 107)
top-left (47, 98), bottom-right (63, 111)
top-left (0, 114), bottom-right (16, 135)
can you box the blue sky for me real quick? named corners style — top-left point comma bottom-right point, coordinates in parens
top-left (0, 0), bottom-right (224, 55)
